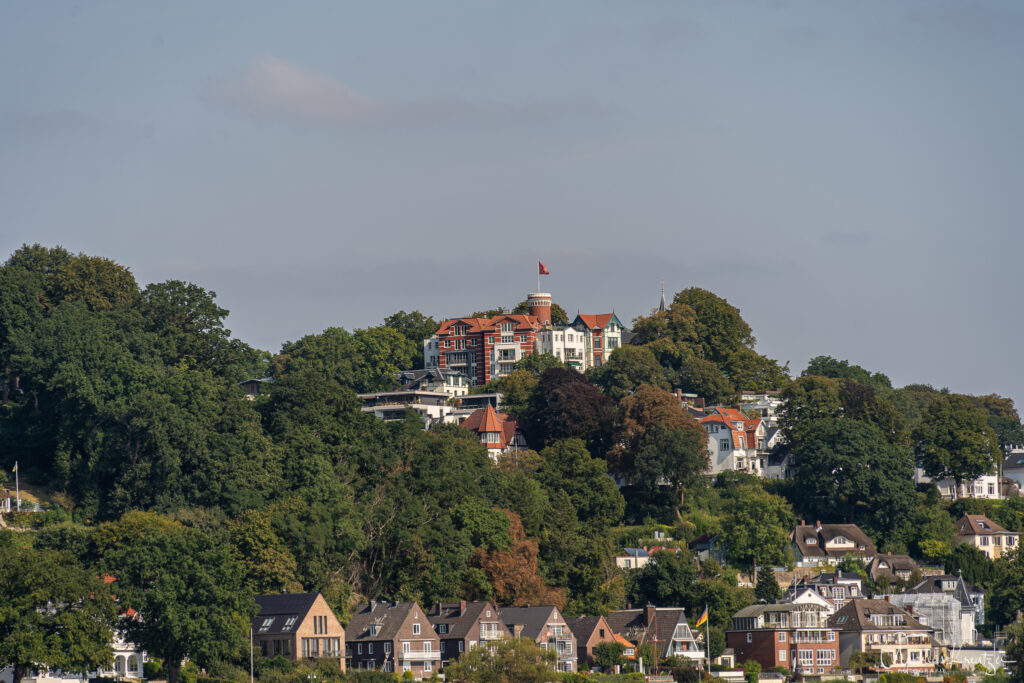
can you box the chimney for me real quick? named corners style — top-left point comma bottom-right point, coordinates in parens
top-left (815, 520), bottom-right (822, 532)
top-left (644, 605), bottom-right (657, 627)
top-left (459, 600), bottom-right (467, 615)
top-left (513, 624), bottom-right (525, 638)
top-left (885, 595), bottom-right (890, 603)
top-left (801, 519), bottom-right (806, 526)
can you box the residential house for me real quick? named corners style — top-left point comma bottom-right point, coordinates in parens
top-left (458, 404), bottom-right (527, 461)
top-left (253, 593), bottom-right (345, 670)
top-left (890, 574), bottom-right (982, 647)
top-left (605, 606), bottom-right (704, 666)
top-left (700, 408), bottom-right (766, 476)
top-left (426, 601), bottom-right (509, 668)
top-left (499, 605), bottom-right (577, 673)
top-left (426, 313), bottom-right (541, 386)
top-left (689, 534), bottom-right (727, 565)
top-left (569, 313), bottom-right (625, 368)
top-left (738, 391), bottom-right (784, 429)
top-left (786, 571), bottom-right (865, 610)
top-left (783, 586), bottom-right (837, 615)
top-left (239, 377), bottom-right (273, 400)
top-left (395, 368), bottom-right (470, 398)
top-left (357, 390), bottom-right (453, 426)
top-left (867, 554), bottom-right (921, 585)
top-left (346, 601), bottom-right (440, 679)
top-left (954, 514), bottom-right (1019, 560)
top-left (534, 326), bottom-right (590, 371)
top-left (916, 467), bottom-right (1002, 501)
top-left (1002, 450), bottom-right (1024, 491)
top-left (727, 603), bottom-right (839, 674)
top-left (614, 548), bottom-right (651, 571)
top-left (564, 615), bottom-right (618, 670)
top-left (829, 599), bottom-right (936, 671)
top-left (790, 521), bottom-right (876, 566)
top-left (764, 443), bottom-right (795, 481)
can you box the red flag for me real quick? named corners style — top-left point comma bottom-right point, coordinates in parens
top-left (538, 261), bottom-right (550, 275)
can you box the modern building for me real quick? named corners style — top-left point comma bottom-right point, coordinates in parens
top-left (395, 368), bottom-right (471, 397)
top-left (727, 603), bottom-right (839, 674)
top-left (346, 601), bottom-right (440, 678)
top-left (357, 390), bottom-right (454, 426)
top-left (614, 547), bottom-right (652, 570)
top-left (253, 593), bottom-right (345, 669)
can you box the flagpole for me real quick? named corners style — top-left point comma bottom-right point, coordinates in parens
top-left (705, 604), bottom-right (710, 670)
top-left (14, 461), bottom-right (19, 512)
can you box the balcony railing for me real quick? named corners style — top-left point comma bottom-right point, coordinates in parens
top-left (398, 651), bottom-right (441, 662)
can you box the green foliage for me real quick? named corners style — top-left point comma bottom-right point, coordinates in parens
top-left (383, 310), bottom-right (438, 368)
top-left (514, 352), bottom-right (569, 377)
top-left (988, 547), bottom-right (1024, 628)
top-left (593, 641), bottom-right (627, 668)
top-left (0, 545), bottom-right (117, 683)
top-left (1005, 620), bottom-right (1024, 683)
top-left (721, 486), bottom-right (795, 572)
top-left (754, 569), bottom-right (782, 602)
top-left (588, 345), bottom-right (668, 400)
top-left (803, 355), bottom-right (892, 391)
top-left (443, 637), bottom-right (559, 682)
top-left (912, 395), bottom-right (1002, 495)
top-left (480, 369), bottom-right (537, 417)
top-left (522, 368), bottom-right (615, 457)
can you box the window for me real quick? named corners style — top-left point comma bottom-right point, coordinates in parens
top-left (368, 643), bottom-right (373, 655)
top-left (274, 640), bottom-right (281, 656)
top-left (486, 610), bottom-right (492, 617)
top-left (413, 623), bottom-right (421, 635)
top-left (981, 536), bottom-right (990, 546)
top-left (779, 632), bottom-right (787, 642)
top-left (437, 624), bottom-right (448, 634)
top-left (806, 538), bottom-right (817, 545)
top-left (357, 644), bottom-right (362, 655)
top-left (779, 650), bottom-right (787, 662)
top-left (501, 335), bottom-right (513, 343)
top-left (747, 633), bottom-right (753, 643)
top-left (259, 617), bottom-right (275, 632)
top-left (384, 642), bottom-right (391, 653)
top-left (818, 649), bottom-right (834, 665)
top-left (827, 631), bottom-right (835, 641)
top-left (369, 624), bottom-right (378, 636)
top-left (261, 641), bottom-right (269, 657)
top-left (424, 661), bottom-right (432, 672)
top-left (799, 650), bottom-right (814, 666)
top-left (459, 642), bottom-right (464, 653)
top-left (283, 640), bottom-right (291, 656)
top-left (403, 642), bottom-right (411, 654)
top-left (282, 616), bottom-right (297, 631)
top-left (424, 642), bottom-right (431, 652)
top-left (720, 439), bottom-right (730, 451)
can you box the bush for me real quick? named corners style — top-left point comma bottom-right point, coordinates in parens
top-left (144, 659), bottom-right (163, 679)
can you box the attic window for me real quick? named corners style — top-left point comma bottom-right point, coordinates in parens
top-left (369, 625), bottom-right (379, 636)
top-left (259, 618), bottom-right (275, 632)
top-left (282, 617), bottom-right (298, 631)
top-left (836, 616), bottom-right (847, 624)
top-left (806, 538), bottom-right (817, 545)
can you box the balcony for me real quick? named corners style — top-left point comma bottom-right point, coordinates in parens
top-left (398, 650), bottom-right (441, 662)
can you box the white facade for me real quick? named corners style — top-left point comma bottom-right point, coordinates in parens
top-left (357, 390), bottom-right (455, 427)
top-left (0, 634), bottom-right (146, 683)
top-left (534, 327), bottom-right (589, 371)
top-left (738, 392), bottom-right (784, 428)
top-left (701, 410), bottom-right (766, 476)
top-left (915, 468), bottom-right (1002, 500)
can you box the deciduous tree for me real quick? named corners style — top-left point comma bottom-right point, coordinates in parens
top-left (912, 395), bottom-right (1002, 499)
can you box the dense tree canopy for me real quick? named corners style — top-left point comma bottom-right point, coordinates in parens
top-left (912, 394), bottom-right (1002, 497)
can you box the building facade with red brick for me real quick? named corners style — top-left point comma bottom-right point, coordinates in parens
top-left (727, 603), bottom-right (839, 675)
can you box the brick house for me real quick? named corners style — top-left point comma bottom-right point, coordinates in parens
top-left (727, 603), bottom-right (838, 674)
top-left (564, 615), bottom-right (618, 670)
top-left (345, 601), bottom-right (440, 679)
top-left (252, 593), bottom-right (345, 670)
top-left (499, 605), bottom-right (577, 673)
top-left (426, 601), bottom-right (510, 669)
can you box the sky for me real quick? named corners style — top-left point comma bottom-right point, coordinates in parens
top-left (2, 1), bottom-right (1023, 404)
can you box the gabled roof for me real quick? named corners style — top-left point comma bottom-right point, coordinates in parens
top-left (436, 314), bottom-right (540, 336)
top-left (902, 574), bottom-right (980, 609)
top-left (828, 599), bottom-right (929, 632)
top-left (498, 605), bottom-right (563, 641)
top-left (427, 601), bottom-right (506, 640)
top-left (867, 554), bottom-right (920, 579)
top-left (572, 313), bottom-right (623, 331)
top-left (459, 406), bottom-right (521, 449)
top-left (956, 514), bottom-right (1015, 537)
top-left (619, 548), bottom-right (651, 559)
top-left (791, 523), bottom-right (876, 558)
top-left (253, 593), bottom-right (320, 635)
top-left (563, 616), bottom-right (605, 643)
top-left (605, 608), bottom-right (695, 659)
top-left (347, 601), bottom-right (428, 642)
top-left (613, 632), bottom-right (637, 655)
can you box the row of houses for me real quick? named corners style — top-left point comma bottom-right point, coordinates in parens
top-left (252, 594), bottom-right (705, 679)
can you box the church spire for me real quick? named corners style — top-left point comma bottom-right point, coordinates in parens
top-left (659, 279), bottom-right (667, 312)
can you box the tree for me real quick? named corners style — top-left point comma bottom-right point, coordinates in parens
top-left (633, 423), bottom-right (709, 506)
top-left (838, 379), bottom-right (906, 444)
top-left (666, 288), bottom-right (755, 364)
top-left (442, 637), bottom-right (559, 683)
top-left (0, 546), bottom-right (117, 683)
top-left (721, 487), bottom-right (795, 573)
top-left (513, 352), bottom-right (567, 377)
top-left (777, 376), bottom-right (842, 444)
top-left (588, 345), bottom-right (668, 400)
top-left (593, 641), bottom-right (626, 669)
top-left (848, 650), bottom-right (881, 676)
top-left (988, 547), bottom-right (1024, 628)
top-left (100, 520), bottom-right (256, 683)
top-left (755, 569), bottom-right (781, 602)
top-left (537, 439), bottom-right (625, 532)
top-left (802, 355), bottom-right (892, 391)
top-left (912, 395), bottom-right (1002, 499)
top-left (722, 347), bottom-right (789, 393)
top-left (627, 549), bottom-right (699, 607)
top-left (944, 543), bottom-right (995, 590)
top-left (791, 418), bottom-right (916, 543)
top-left (611, 384), bottom-right (704, 478)
top-left (383, 310), bottom-right (438, 368)
top-left (1006, 619), bottom-right (1024, 683)
top-left (276, 326), bottom-right (417, 393)
top-left (480, 369), bottom-right (537, 418)
top-left (522, 368), bottom-right (614, 457)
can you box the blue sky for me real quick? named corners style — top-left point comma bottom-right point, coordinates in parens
top-left (2, 1), bottom-right (1023, 404)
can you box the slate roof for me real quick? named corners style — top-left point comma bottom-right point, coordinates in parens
top-left (564, 616), bottom-right (603, 643)
top-left (427, 601), bottom-right (505, 640)
top-left (618, 548), bottom-right (651, 559)
top-left (253, 593), bottom-right (319, 635)
top-left (498, 606), bottom-right (563, 641)
top-left (902, 574), bottom-right (980, 609)
top-left (955, 514), bottom-right (1015, 537)
top-left (1003, 454), bottom-right (1024, 470)
top-left (347, 601), bottom-right (422, 641)
top-left (605, 607), bottom-right (694, 659)
top-left (828, 599), bottom-right (929, 632)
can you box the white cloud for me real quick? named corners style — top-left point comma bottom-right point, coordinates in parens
top-left (205, 54), bottom-right (387, 124)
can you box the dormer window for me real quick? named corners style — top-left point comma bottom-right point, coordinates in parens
top-left (259, 618), bottom-right (275, 632)
top-left (369, 624), bottom-right (379, 636)
top-left (806, 538), bottom-right (817, 545)
top-left (282, 616), bottom-right (298, 631)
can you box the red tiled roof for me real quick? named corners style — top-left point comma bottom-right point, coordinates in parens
top-left (576, 313), bottom-right (615, 330)
top-left (460, 407), bottom-right (521, 449)
top-left (437, 314), bottom-right (541, 336)
top-left (956, 514), bottom-right (1015, 537)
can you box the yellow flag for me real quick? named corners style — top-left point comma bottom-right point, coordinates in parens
top-left (695, 607), bottom-right (708, 628)
top-left (10, 463), bottom-right (15, 474)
